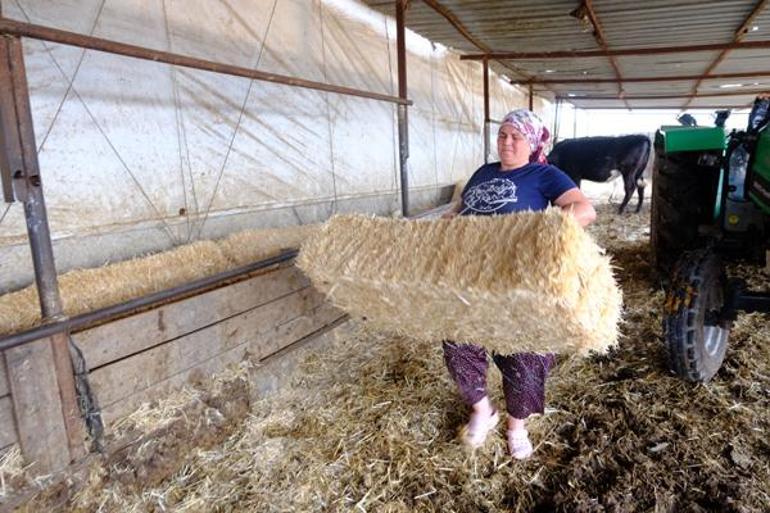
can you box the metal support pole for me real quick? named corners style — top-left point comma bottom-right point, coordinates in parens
top-left (0, 77), bottom-right (11, 201)
top-left (528, 82), bottom-right (534, 111)
top-left (0, 36), bottom-right (85, 463)
top-left (396, 0), bottom-right (409, 218)
top-left (552, 98), bottom-right (562, 143)
top-left (483, 57), bottom-right (490, 164)
top-left (573, 107), bottom-right (578, 137)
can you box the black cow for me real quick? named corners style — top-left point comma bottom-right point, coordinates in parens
top-left (547, 135), bottom-right (652, 214)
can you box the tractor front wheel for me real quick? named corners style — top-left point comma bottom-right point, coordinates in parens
top-left (663, 250), bottom-right (731, 382)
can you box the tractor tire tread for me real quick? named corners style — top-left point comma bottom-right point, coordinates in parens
top-left (664, 250), bottom-right (730, 382)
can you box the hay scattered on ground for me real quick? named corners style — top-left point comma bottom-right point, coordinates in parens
top-left (5, 363), bottom-right (254, 512)
top-left (0, 225), bottom-right (317, 336)
top-left (108, 361), bottom-right (253, 441)
top-left (298, 211), bottom-right (621, 355)
top-left (0, 447), bottom-right (25, 499)
top-left (9, 202), bottom-right (770, 512)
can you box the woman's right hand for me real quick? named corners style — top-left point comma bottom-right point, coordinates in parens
top-left (441, 211), bottom-right (457, 219)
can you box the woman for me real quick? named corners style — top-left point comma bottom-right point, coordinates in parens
top-left (442, 109), bottom-right (595, 459)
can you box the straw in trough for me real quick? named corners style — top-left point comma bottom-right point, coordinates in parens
top-left (219, 224), bottom-right (319, 266)
top-left (0, 224), bottom-right (318, 336)
top-left (0, 240), bottom-right (230, 336)
top-left (298, 210), bottom-right (622, 355)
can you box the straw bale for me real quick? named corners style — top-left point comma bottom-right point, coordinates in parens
top-left (297, 210), bottom-right (622, 355)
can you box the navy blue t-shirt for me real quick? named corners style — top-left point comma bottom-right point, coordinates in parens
top-left (460, 162), bottom-right (577, 216)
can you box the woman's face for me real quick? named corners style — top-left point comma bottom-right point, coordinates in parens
top-left (497, 124), bottom-right (531, 169)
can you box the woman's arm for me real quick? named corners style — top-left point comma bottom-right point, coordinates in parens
top-left (441, 199), bottom-right (464, 219)
top-left (553, 188), bottom-right (596, 227)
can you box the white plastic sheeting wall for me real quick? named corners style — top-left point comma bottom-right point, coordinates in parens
top-left (0, 0), bottom-right (548, 292)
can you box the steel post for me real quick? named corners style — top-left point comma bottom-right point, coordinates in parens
top-left (0, 36), bottom-right (85, 462)
top-left (528, 82), bottom-right (534, 111)
top-left (396, 0), bottom-right (409, 217)
top-left (483, 58), bottom-right (490, 164)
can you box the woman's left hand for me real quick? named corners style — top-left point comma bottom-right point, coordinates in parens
top-left (440, 200), bottom-right (463, 219)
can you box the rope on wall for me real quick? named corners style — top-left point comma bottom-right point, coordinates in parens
top-left (32, 0), bottom-right (107, 155)
top-left (384, 15), bottom-right (399, 195)
top-left (318, 0), bottom-right (340, 218)
top-left (13, 0), bottom-right (179, 246)
top-left (69, 334), bottom-right (105, 453)
top-left (192, 0), bottom-right (280, 241)
top-left (162, 0), bottom-right (193, 243)
top-left (0, 203), bottom-right (11, 228)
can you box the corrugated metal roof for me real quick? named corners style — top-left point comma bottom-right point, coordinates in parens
top-left (364, 0), bottom-right (770, 110)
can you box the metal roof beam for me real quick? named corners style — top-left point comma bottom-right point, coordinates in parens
top-left (579, 0), bottom-right (629, 109)
top-left (517, 70), bottom-right (770, 85)
top-left (573, 105), bottom-right (752, 110)
top-left (420, 0), bottom-right (533, 83)
top-left (460, 39), bottom-right (770, 60)
top-left (683, 0), bottom-right (769, 109)
top-left (421, 0), bottom-right (489, 52)
top-left (560, 89), bottom-right (770, 101)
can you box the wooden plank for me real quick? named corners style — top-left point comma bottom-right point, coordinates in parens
top-left (259, 303), bottom-right (345, 359)
top-left (248, 314), bottom-right (348, 399)
top-left (5, 338), bottom-right (70, 473)
top-left (90, 286), bottom-right (328, 409)
top-left (0, 396), bottom-right (18, 448)
top-left (0, 351), bottom-right (9, 397)
top-left (75, 265), bottom-right (310, 370)
top-left (99, 301), bottom-right (343, 426)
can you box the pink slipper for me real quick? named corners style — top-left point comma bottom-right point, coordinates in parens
top-left (507, 429), bottom-right (534, 460)
top-left (459, 409), bottom-right (499, 448)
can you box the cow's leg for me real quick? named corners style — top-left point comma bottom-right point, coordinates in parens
top-left (635, 184), bottom-right (645, 213)
top-left (618, 175), bottom-right (635, 214)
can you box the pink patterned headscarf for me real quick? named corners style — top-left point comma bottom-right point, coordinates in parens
top-left (501, 109), bottom-right (551, 164)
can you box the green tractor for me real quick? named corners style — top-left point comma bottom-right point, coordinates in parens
top-left (651, 96), bottom-right (770, 382)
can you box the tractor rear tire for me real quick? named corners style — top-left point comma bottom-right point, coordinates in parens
top-left (664, 250), bottom-right (731, 382)
top-left (650, 140), bottom-right (721, 274)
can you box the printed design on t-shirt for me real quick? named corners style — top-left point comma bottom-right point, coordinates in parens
top-left (462, 177), bottom-right (518, 213)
